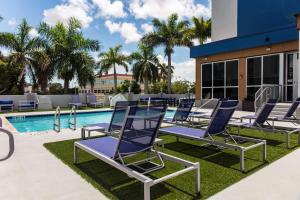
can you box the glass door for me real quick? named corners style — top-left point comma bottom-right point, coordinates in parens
top-left (284, 53), bottom-right (299, 101)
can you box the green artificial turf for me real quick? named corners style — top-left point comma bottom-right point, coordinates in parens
top-left (44, 128), bottom-right (299, 199)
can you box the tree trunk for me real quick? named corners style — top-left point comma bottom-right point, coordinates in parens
top-left (40, 77), bottom-right (49, 94)
top-left (64, 79), bottom-right (69, 94)
top-left (113, 64), bottom-right (118, 93)
top-left (167, 53), bottom-right (172, 94)
top-left (18, 76), bottom-right (25, 94)
top-left (144, 76), bottom-right (149, 94)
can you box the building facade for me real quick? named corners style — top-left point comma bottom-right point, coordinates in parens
top-left (79, 74), bottom-right (135, 94)
top-left (191, 0), bottom-right (300, 104)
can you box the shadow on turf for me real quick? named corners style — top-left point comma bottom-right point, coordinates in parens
top-left (165, 141), bottom-right (266, 172)
top-left (75, 159), bottom-right (199, 199)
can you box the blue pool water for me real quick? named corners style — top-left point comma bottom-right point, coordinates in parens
top-left (7, 110), bottom-right (175, 133)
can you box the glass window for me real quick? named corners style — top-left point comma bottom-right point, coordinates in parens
top-left (202, 88), bottom-right (212, 99)
top-left (246, 87), bottom-right (260, 101)
top-left (247, 57), bottom-right (261, 85)
top-left (286, 86), bottom-right (293, 101)
top-left (213, 62), bottom-right (225, 86)
top-left (263, 55), bottom-right (279, 84)
top-left (226, 60), bottom-right (238, 86)
top-left (213, 88), bottom-right (225, 99)
top-left (226, 88), bottom-right (238, 100)
top-left (201, 60), bottom-right (239, 99)
top-left (202, 64), bottom-right (212, 87)
top-left (287, 54), bottom-right (293, 85)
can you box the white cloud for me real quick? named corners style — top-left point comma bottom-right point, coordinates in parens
top-left (204, 38), bottom-right (211, 44)
top-left (105, 20), bottom-right (142, 43)
top-left (172, 60), bottom-right (195, 82)
top-left (29, 28), bottom-right (39, 38)
top-left (0, 48), bottom-right (10, 57)
top-left (141, 23), bottom-right (153, 33)
top-left (122, 50), bottom-right (131, 56)
top-left (43, 0), bottom-right (93, 28)
top-left (129, 0), bottom-right (211, 20)
top-left (8, 18), bottom-right (17, 27)
top-left (92, 0), bottom-right (127, 18)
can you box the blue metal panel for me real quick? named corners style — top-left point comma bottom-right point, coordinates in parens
top-left (190, 27), bottom-right (298, 58)
top-left (237, 0), bottom-right (300, 36)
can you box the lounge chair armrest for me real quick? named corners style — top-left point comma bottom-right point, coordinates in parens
top-left (241, 115), bottom-right (256, 119)
top-left (19, 100), bottom-right (36, 105)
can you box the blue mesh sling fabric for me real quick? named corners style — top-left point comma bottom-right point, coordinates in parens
top-left (114, 104), bottom-right (167, 157)
top-left (254, 98), bottom-right (278, 126)
top-left (71, 95), bottom-right (81, 103)
top-left (88, 94), bottom-right (97, 103)
top-left (108, 101), bottom-right (138, 132)
top-left (284, 97), bottom-right (300, 118)
top-left (205, 100), bottom-right (238, 136)
top-left (210, 98), bottom-right (228, 118)
top-left (172, 99), bottom-right (195, 122)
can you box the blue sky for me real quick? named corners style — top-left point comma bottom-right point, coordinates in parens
top-left (0, 0), bottom-right (211, 84)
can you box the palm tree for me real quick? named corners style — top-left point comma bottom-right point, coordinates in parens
top-left (77, 53), bottom-right (96, 89)
top-left (158, 63), bottom-right (174, 82)
top-left (30, 50), bottom-right (55, 93)
top-left (0, 19), bottom-right (42, 93)
top-left (38, 18), bottom-right (100, 93)
top-left (190, 17), bottom-right (211, 45)
top-left (141, 13), bottom-right (192, 94)
top-left (130, 45), bottom-right (159, 94)
top-left (98, 45), bottom-right (129, 93)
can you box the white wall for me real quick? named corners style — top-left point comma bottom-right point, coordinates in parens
top-left (211, 0), bottom-right (238, 42)
top-left (0, 94), bottom-right (194, 109)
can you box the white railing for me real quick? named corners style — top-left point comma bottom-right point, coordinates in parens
top-left (68, 106), bottom-right (76, 130)
top-left (254, 84), bottom-right (283, 113)
top-left (255, 87), bottom-right (271, 113)
top-left (53, 106), bottom-right (60, 132)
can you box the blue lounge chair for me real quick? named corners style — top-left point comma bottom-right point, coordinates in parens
top-left (68, 95), bottom-right (86, 109)
top-left (233, 98), bottom-right (300, 148)
top-left (164, 99), bottom-right (195, 124)
top-left (160, 100), bottom-right (266, 171)
top-left (88, 93), bottom-right (104, 108)
top-left (272, 97), bottom-right (300, 123)
top-left (81, 101), bottom-right (138, 138)
top-left (190, 98), bottom-right (228, 120)
top-left (0, 100), bottom-right (13, 112)
top-left (239, 98), bottom-right (278, 126)
top-left (75, 104), bottom-right (200, 200)
top-left (18, 100), bottom-right (37, 111)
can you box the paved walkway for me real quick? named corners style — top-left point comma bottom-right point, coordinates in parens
top-left (210, 148), bottom-right (300, 200)
top-left (0, 128), bottom-right (108, 200)
top-left (1, 108), bottom-right (300, 200)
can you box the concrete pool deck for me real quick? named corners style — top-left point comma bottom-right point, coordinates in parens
top-left (0, 128), bottom-right (109, 200)
top-left (0, 108), bottom-right (300, 199)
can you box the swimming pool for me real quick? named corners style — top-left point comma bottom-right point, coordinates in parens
top-left (7, 110), bottom-right (175, 133)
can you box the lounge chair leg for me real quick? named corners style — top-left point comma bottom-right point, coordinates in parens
top-left (144, 182), bottom-right (151, 200)
top-left (263, 141), bottom-right (267, 161)
top-left (176, 136), bottom-right (179, 142)
top-left (195, 163), bottom-right (201, 194)
top-left (239, 149), bottom-right (244, 172)
top-left (74, 145), bottom-right (78, 164)
top-left (286, 133), bottom-right (290, 149)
